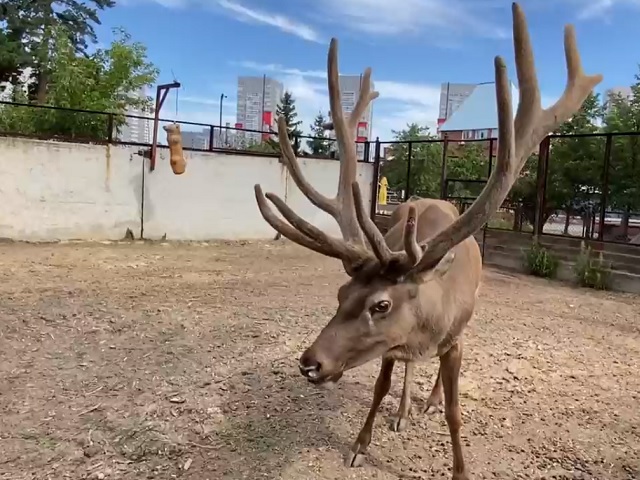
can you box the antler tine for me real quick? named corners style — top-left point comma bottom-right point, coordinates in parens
top-left (348, 67), bottom-right (380, 132)
top-left (254, 185), bottom-right (367, 265)
top-left (277, 116), bottom-right (337, 216)
top-left (254, 185), bottom-right (341, 259)
top-left (409, 1), bottom-right (602, 274)
top-left (321, 68), bottom-right (379, 134)
top-left (327, 38), bottom-right (368, 246)
top-left (351, 181), bottom-right (393, 265)
top-left (403, 205), bottom-right (422, 266)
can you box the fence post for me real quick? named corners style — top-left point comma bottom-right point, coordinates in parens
top-left (440, 135), bottom-right (449, 199)
top-left (404, 141), bottom-right (413, 202)
top-left (369, 138), bottom-right (381, 220)
top-left (107, 113), bottom-right (114, 143)
top-left (534, 136), bottom-right (551, 237)
top-left (209, 126), bottom-right (215, 151)
top-left (364, 141), bottom-right (371, 162)
top-left (488, 138), bottom-right (494, 177)
top-left (598, 133), bottom-right (613, 241)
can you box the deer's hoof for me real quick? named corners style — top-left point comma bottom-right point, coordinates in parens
top-left (423, 401), bottom-right (442, 415)
top-left (389, 416), bottom-right (408, 432)
top-left (452, 473), bottom-right (470, 480)
top-left (345, 446), bottom-right (366, 468)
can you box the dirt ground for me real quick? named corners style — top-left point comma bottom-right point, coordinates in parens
top-left (1, 240), bottom-right (639, 480)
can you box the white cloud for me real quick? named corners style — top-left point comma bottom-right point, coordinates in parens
top-left (215, 0), bottom-right (321, 42)
top-left (555, 0), bottom-right (640, 20)
top-left (313, 0), bottom-right (510, 40)
top-left (235, 61), bottom-right (326, 79)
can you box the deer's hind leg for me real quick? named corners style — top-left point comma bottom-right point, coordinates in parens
top-left (390, 361), bottom-right (413, 432)
top-left (423, 364), bottom-right (444, 414)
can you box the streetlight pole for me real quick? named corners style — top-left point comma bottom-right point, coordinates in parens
top-left (219, 93), bottom-right (227, 148)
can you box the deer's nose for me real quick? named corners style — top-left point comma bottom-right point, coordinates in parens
top-left (298, 360), bottom-right (321, 379)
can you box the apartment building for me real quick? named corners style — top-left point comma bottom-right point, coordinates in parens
top-left (438, 81), bottom-right (519, 142)
top-left (326, 74), bottom-right (374, 160)
top-left (119, 86), bottom-right (152, 144)
top-left (604, 86), bottom-right (633, 115)
top-left (235, 76), bottom-right (283, 144)
top-left (437, 82), bottom-right (477, 131)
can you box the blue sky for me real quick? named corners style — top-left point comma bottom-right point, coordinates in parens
top-left (95, 0), bottom-right (640, 141)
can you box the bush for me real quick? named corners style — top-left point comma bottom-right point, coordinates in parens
top-left (524, 241), bottom-right (559, 278)
top-left (574, 241), bottom-right (612, 290)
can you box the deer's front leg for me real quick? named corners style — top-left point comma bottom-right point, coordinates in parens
top-left (345, 358), bottom-right (395, 468)
top-left (390, 361), bottom-right (413, 432)
top-left (440, 342), bottom-right (469, 480)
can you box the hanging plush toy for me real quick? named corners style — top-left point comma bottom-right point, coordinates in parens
top-left (163, 123), bottom-right (186, 175)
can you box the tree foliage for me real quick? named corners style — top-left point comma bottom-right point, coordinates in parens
top-left (307, 111), bottom-right (330, 156)
top-left (0, 0), bottom-right (115, 100)
top-left (509, 92), bottom-right (604, 230)
top-left (381, 123), bottom-right (489, 200)
top-left (0, 26), bottom-right (158, 140)
top-left (602, 69), bottom-right (640, 237)
top-left (275, 90), bottom-right (302, 154)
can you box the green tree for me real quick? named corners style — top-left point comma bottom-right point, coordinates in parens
top-left (0, 26), bottom-right (158, 140)
top-left (381, 123), bottom-right (443, 199)
top-left (382, 124), bottom-right (489, 201)
top-left (276, 90), bottom-right (303, 154)
top-left (307, 111), bottom-right (330, 156)
top-left (1, 0), bottom-right (115, 102)
top-left (246, 138), bottom-right (280, 154)
top-left (603, 71), bottom-right (640, 239)
top-left (509, 92), bottom-right (604, 232)
top-left (445, 142), bottom-right (491, 199)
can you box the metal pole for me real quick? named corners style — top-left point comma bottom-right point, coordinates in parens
top-left (404, 141), bottom-right (413, 202)
top-left (260, 74), bottom-right (266, 142)
top-left (534, 136), bottom-right (551, 237)
top-left (440, 135), bottom-right (449, 199)
top-left (370, 138), bottom-right (381, 220)
top-left (150, 81), bottom-right (180, 172)
top-left (219, 93), bottom-right (226, 148)
top-left (219, 93), bottom-right (224, 127)
top-left (598, 133), bottom-right (613, 241)
top-left (488, 138), bottom-right (494, 177)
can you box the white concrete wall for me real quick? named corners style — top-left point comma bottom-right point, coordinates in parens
top-left (0, 137), bottom-right (142, 241)
top-left (0, 136), bottom-right (375, 241)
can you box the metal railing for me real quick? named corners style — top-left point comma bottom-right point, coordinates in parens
top-left (0, 100), bottom-right (373, 162)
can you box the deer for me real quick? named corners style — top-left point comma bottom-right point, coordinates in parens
top-left (252, 3), bottom-right (602, 478)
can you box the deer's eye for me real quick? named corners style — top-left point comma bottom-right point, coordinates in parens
top-left (372, 300), bottom-right (391, 314)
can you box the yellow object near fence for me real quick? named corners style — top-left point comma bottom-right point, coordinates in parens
top-left (378, 176), bottom-right (388, 205)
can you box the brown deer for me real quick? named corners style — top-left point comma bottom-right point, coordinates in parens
top-left (253, 3), bottom-right (602, 478)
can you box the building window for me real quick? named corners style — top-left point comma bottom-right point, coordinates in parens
top-left (462, 130), bottom-right (474, 140)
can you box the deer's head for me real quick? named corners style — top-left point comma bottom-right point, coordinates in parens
top-left (254, 3), bottom-right (602, 386)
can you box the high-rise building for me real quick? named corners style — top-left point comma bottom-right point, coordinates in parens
top-left (326, 75), bottom-right (375, 160)
top-left (604, 86), bottom-right (633, 115)
top-left (437, 83), bottom-right (477, 131)
top-left (236, 76), bottom-right (284, 145)
top-left (119, 86), bottom-right (152, 144)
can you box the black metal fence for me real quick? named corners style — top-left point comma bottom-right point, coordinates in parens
top-left (376, 132), bottom-right (640, 247)
top-left (0, 100), bottom-right (373, 162)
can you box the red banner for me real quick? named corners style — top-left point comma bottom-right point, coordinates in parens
top-left (261, 111), bottom-right (273, 141)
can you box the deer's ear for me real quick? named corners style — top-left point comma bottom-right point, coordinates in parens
top-left (417, 251), bottom-right (455, 283)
